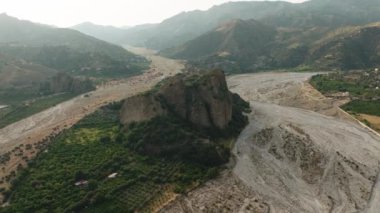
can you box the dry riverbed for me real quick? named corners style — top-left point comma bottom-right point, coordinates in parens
top-left (163, 72), bottom-right (380, 213)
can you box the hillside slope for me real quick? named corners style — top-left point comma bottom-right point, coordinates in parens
top-left (121, 1), bottom-right (292, 50)
top-left (0, 14), bottom-right (132, 60)
top-left (162, 19), bottom-right (281, 72)
top-left (71, 22), bottom-right (127, 44)
top-left (163, 20), bottom-right (276, 60)
top-left (164, 20), bottom-right (380, 73)
top-left (0, 54), bottom-right (57, 90)
top-left (309, 22), bottom-right (380, 70)
top-left (121, 0), bottom-right (380, 50)
top-left (0, 14), bottom-right (148, 77)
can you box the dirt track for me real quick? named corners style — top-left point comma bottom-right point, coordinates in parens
top-left (163, 72), bottom-right (380, 213)
top-left (0, 48), bottom-right (184, 190)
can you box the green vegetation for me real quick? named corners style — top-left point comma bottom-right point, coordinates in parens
top-left (310, 70), bottom-right (380, 116)
top-left (0, 14), bottom-right (149, 79)
top-left (3, 69), bottom-right (250, 212)
top-left (0, 87), bottom-right (41, 106)
top-left (310, 74), bottom-right (366, 95)
top-left (2, 104), bottom-right (219, 212)
top-left (342, 100), bottom-right (380, 116)
top-left (0, 71), bottom-right (96, 129)
top-left (126, 116), bottom-right (231, 167)
top-left (0, 14), bottom-right (150, 129)
top-left (0, 93), bottom-right (77, 129)
top-left (310, 72), bottom-right (380, 98)
top-left (0, 45), bottom-right (148, 78)
top-left (290, 65), bottom-right (314, 73)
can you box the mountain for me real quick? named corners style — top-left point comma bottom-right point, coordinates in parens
top-left (0, 54), bottom-right (57, 90)
top-left (71, 22), bottom-right (127, 44)
top-left (262, 0), bottom-right (380, 28)
top-left (163, 19), bottom-right (380, 73)
top-left (162, 19), bottom-right (321, 73)
top-left (122, 1), bottom-right (292, 50)
top-left (308, 22), bottom-right (380, 70)
top-left (163, 19), bottom-right (276, 60)
top-left (162, 19), bottom-right (282, 72)
top-left (121, 0), bottom-right (380, 50)
top-left (0, 13), bottom-right (148, 77)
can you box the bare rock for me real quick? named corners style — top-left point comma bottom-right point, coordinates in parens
top-left (120, 94), bottom-right (166, 126)
top-left (120, 70), bottom-right (233, 130)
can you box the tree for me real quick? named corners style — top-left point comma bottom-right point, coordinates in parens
top-left (87, 180), bottom-right (98, 191)
top-left (100, 136), bottom-right (111, 144)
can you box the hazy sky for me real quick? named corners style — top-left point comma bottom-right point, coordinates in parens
top-left (1, 0), bottom-right (307, 27)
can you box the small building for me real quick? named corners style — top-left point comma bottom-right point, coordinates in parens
top-left (108, 173), bottom-right (118, 179)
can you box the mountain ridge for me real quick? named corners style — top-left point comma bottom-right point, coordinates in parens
top-left (0, 14), bottom-right (148, 78)
top-left (120, 0), bottom-right (380, 50)
top-left (163, 18), bottom-right (380, 72)
top-left (71, 22), bottom-right (127, 44)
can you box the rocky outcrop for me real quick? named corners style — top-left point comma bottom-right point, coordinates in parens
top-left (120, 95), bottom-right (167, 126)
top-left (120, 70), bottom-right (233, 129)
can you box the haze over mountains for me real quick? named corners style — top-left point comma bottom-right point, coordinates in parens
top-left (89, 0), bottom-right (380, 50)
top-left (0, 12), bottom-right (148, 117)
top-left (71, 22), bottom-right (129, 44)
top-left (163, 19), bottom-right (380, 72)
top-left (70, 0), bottom-right (380, 73)
top-left (0, 13), bottom-right (147, 91)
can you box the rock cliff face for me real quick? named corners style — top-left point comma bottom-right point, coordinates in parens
top-left (119, 95), bottom-right (167, 125)
top-left (120, 70), bottom-right (233, 129)
top-left (120, 70), bottom-right (249, 166)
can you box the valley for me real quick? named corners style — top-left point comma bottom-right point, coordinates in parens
top-left (0, 49), bottom-right (184, 192)
top-left (1, 0), bottom-right (380, 212)
top-left (1, 48), bottom-right (380, 212)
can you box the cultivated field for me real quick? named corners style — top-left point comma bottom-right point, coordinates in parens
top-left (0, 48), bottom-right (184, 191)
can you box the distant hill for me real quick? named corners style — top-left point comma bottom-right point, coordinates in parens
top-left (121, 0), bottom-right (380, 50)
top-left (122, 1), bottom-right (292, 50)
top-left (163, 19), bottom-right (276, 59)
top-left (162, 19), bottom-right (316, 72)
top-left (0, 13), bottom-right (148, 77)
top-left (163, 19), bottom-right (380, 73)
top-left (309, 22), bottom-right (380, 70)
top-left (162, 19), bottom-right (282, 72)
top-left (71, 22), bottom-right (127, 44)
top-left (0, 54), bottom-right (57, 90)
top-left (262, 0), bottom-right (380, 28)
